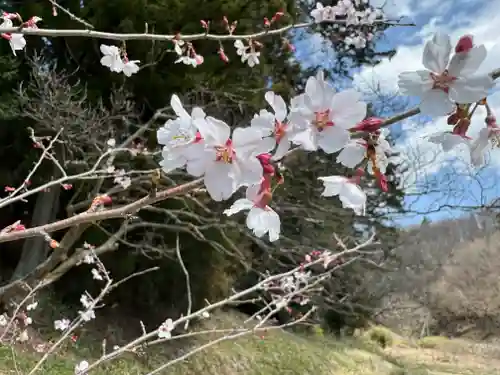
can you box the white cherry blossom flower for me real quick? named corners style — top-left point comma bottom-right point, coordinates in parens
top-left (337, 132), bottom-right (391, 174)
top-left (79, 309), bottom-right (96, 322)
top-left (54, 318), bottom-right (71, 331)
top-left (234, 40), bottom-right (260, 67)
top-left (186, 117), bottom-right (273, 201)
top-left (158, 318), bottom-right (174, 339)
top-left (0, 17), bottom-right (26, 56)
top-left (91, 268), bottom-right (103, 281)
top-left (469, 127), bottom-right (492, 167)
top-left (0, 314), bottom-right (7, 326)
top-left (175, 54), bottom-right (204, 67)
top-left (27, 301), bottom-right (38, 311)
top-left (398, 33), bottom-right (494, 116)
top-left (80, 294), bottom-right (93, 309)
top-left (75, 360), bottom-right (89, 375)
top-left (318, 175), bottom-right (366, 215)
top-left (123, 60), bottom-right (140, 76)
top-left (289, 70), bottom-right (366, 154)
top-left (223, 183), bottom-right (280, 241)
top-left (157, 95), bottom-right (206, 173)
top-left (100, 44), bottom-right (124, 73)
top-left (250, 91), bottom-right (301, 160)
top-left (17, 330), bottom-right (29, 342)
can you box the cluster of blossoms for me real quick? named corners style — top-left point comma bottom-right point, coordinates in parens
top-left (100, 44), bottom-right (140, 77)
top-left (311, 1), bottom-right (383, 52)
top-left (153, 30), bottom-right (498, 243)
top-left (0, 12), bottom-right (41, 56)
top-left (156, 72), bottom-right (393, 241)
top-left (398, 33), bottom-right (497, 166)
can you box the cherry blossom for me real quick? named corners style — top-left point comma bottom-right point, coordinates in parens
top-left (54, 318), bottom-right (71, 331)
top-left (158, 318), bottom-right (174, 339)
top-left (398, 33), bottom-right (494, 116)
top-left (234, 39), bottom-right (260, 67)
top-left (100, 44), bottom-right (124, 73)
top-left (318, 175), bottom-right (366, 215)
top-left (157, 95), bottom-right (206, 173)
top-left (75, 360), bottom-right (89, 375)
top-left (223, 177), bottom-right (281, 242)
top-left (123, 59), bottom-right (140, 77)
top-left (289, 70), bottom-right (367, 154)
top-left (0, 15), bottom-right (26, 56)
top-left (100, 44), bottom-right (140, 76)
top-left (185, 116), bottom-right (274, 201)
top-left (467, 117), bottom-right (500, 167)
top-left (250, 91), bottom-right (301, 160)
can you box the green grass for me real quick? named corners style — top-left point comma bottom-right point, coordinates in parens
top-left (1, 315), bottom-right (499, 374)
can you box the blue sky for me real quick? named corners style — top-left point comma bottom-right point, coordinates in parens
top-left (294, 0), bottom-right (500, 226)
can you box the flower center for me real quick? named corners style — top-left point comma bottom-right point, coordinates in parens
top-left (274, 120), bottom-right (287, 143)
top-left (430, 70), bottom-right (456, 93)
top-left (215, 139), bottom-right (235, 163)
top-left (313, 110), bottom-right (334, 132)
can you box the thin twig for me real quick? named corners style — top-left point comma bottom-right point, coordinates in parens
top-left (176, 234), bottom-right (193, 330)
top-left (46, 0), bottom-right (94, 29)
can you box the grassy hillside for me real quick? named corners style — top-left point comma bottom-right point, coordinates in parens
top-left (1, 313), bottom-right (500, 374)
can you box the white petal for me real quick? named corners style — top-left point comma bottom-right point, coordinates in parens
top-left (235, 157), bottom-right (264, 187)
top-left (336, 141), bottom-right (366, 168)
top-left (428, 132), bottom-right (468, 152)
top-left (448, 45), bottom-right (487, 77)
top-left (264, 209), bottom-right (281, 242)
top-left (305, 75), bottom-right (323, 111)
top-left (329, 90), bottom-right (365, 125)
top-left (422, 32), bottom-right (451, 73)
top-left (398, 70), bottom-right (434, 96)
top-left (318, 176), bottom-right (348, 197)
top-left (419, 89), bottom-right (455, 116)
top-left (204, 163), bottom-right (237, 201)
top-left (171, 94), bottom-right (190, 119)
top-left (191, 107), bottom-right (206, 120)
top-left (250, 110), bottom-right (275, 136)
top-left (246, 207), bottom-right (280, 241)
top-left (272, 134), bottom-right (291, 161)
top-left (233, 127), bottom-right (271, 157)
top-left (317, 126), bottom-right (350, 154)
top-left (223, 198), bottom-right (254, 216)
top-left (339, 183), bottom-right (366, 215)
top-left (196, 117), bottom-right (230, 145)
top-left (291, 129), bottom-right (317, 151)
top-left (449, 75), bottom-right (494, 104)
top-left (265, 91), bottom-right (288, 122)
top-left (245, 184), bottom-right (261, 201)
top-left (159, 151), bottom-right (186, 173)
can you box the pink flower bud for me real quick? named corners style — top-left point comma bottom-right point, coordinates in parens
top-left (455, 35), bottom-right (474, 54)
top-left (256, 153), bottom-right (272, 165)
top-left (4, 186), bottom-right (14, 192)
top-left (263, 17), bottom-right (271, 27)
top-left (200, 20), bottom-right (209, 30)
top-left (13, 224), bottom-right (26, 231)
top-left (194, 54), bottom-right (204, 65)
top-left (353, 117), bottom-right (383, 133)
top-left (271, 11), bottom-right (285, 22)
top-left (377, 173), bottom-right (388, 192)
top-left (62, 183), bottom-right (73, 190)
top-left (218, 48), bottom-right (229, 63)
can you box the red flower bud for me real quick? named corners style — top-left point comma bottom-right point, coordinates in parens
top-left (377, 173), bottom-right (388, 192)
top-left (455, 35), bottom-right (474, 54)
top-left (256, 153), bottom-right (272, 166)
top-left (353, 117), bottom-right (383, 133)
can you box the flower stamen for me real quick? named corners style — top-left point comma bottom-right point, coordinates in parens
top-left (430, 70), bottom-right (456, 93)
top-left (313, 110), bottom-right (334, 132)
top-left (215, 139), bottom-right (235, 163)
